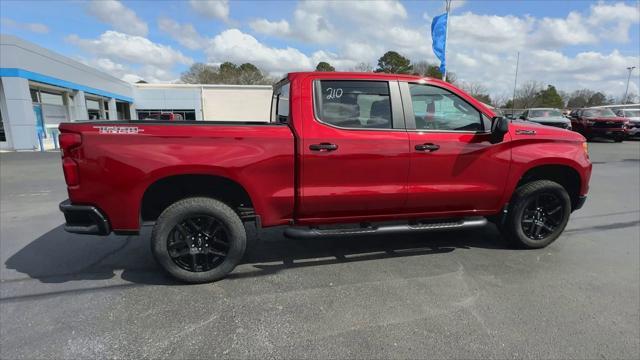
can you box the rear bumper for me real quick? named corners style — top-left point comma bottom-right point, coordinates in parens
top-left (59, 200), bottom-right (111, 235)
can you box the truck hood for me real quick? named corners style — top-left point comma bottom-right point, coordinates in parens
top-left (510, 120), bottom-right (584, 140)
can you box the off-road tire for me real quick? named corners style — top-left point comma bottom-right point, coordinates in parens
top-left (504, 180), bottom-right (571, 249)
top-left (151, 197), bottom-right (246, 283)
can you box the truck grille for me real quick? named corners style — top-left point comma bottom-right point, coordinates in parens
top-left (541, 122), bottom-right (570, 129)
top-left (593, 121), bottom-right (624, 129)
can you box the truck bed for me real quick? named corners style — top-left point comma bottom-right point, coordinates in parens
top-left (58, 121), bottom-right (295, 231)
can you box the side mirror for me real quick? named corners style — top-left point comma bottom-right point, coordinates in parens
top-left (519, 115), bottom-right (526, 120)
top-left (490, 116), bottom-right (509, 144)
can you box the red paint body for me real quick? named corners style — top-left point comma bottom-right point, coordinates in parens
top-left (59, 72), bottom-right (592, 232)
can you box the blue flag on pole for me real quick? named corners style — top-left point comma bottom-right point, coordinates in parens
top-left (431, 13), bottom-right (448, 76)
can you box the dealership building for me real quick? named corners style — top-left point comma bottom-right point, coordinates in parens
top-left (0, 34), bottom-right (272, 151)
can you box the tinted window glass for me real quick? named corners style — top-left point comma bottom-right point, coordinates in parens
top-left (40, 91), bottom-right (64, 106)
top-left (271, 81), bottom-right (290, 123)
top-left (583, 108), bottom-right (616, 118)
top-left (315, 80), bottom-right (392, 129)
top-left (409, 84), bottom-right (482, 131)
top-left (530, 109), bottom-right (562, 117)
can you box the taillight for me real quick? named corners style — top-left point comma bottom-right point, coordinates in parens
top-left (60, 132), bottom-right (81, 186)
top-left (59, 132), bottom-right (82, 155)
top-left (62, 157), bottom-right (79, 186)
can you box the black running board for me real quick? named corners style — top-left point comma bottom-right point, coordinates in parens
top-left (284, 217), bottom-right (487, 239)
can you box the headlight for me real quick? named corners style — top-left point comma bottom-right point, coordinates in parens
top-left (582, 142), bottom-right (589, 157)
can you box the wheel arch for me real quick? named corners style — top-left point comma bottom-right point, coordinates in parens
top-left (513, 163), bottom-right (582, 210)
top-left (140, 171), bottom-right (256, 223)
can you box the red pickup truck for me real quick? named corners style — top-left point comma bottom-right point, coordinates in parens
top-left (58, 72), bottom-right (592, 283)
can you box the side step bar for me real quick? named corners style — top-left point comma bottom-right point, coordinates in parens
top-left (284, 217), bottom-right (487, 239)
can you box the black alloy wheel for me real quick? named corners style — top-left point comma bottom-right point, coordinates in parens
top-left (167, 215), bottom-right (230, 272)
top-left (520, 193), bottom-right (565, 241)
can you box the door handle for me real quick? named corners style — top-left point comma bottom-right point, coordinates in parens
top-left (415, 143), bottom-right (440, 152)
top-left (309, 143), bottom-right (338, 152)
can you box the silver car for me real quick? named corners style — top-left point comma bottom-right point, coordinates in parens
top-left (615, 108), bottom-right (640, 137)
top-left (520, 108), bottom-right (572, 130)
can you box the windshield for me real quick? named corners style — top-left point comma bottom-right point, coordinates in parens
top-left (624, 110), bottom-right (640, 117)
top-left (583, 108), bottom-right (616, 118)
top-left (529, 109), bottom-right (562, 118)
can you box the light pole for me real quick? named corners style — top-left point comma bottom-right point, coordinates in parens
top-left (623, 66), bottom-right (636, 104)
top-left (442, 0), bottom-right (452, 82)
top-left (511, 51), bottom-right (520, 113)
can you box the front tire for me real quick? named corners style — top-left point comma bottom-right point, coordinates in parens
top-left (504, 180), bottom-right (571, 249)
top-left (151, 197), bottom-right (246, 283)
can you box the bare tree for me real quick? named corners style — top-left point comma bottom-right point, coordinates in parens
top-left (515, 81), bottom-right (544, 108)
top-left (351, 62), bottom-right (373, 72)
top-left (459, 81), bottom-right (492, 105)
top-left (620, 91), bottom-right (639, 104)
top-left (492, 92), bottom-right (511, 108)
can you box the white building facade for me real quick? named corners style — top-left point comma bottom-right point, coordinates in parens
top-left (0, 34), bottom-right (273, 151)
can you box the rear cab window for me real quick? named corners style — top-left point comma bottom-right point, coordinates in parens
top-left (314, 80), bottom-right (393, 129)
top-left (271, 80), bottom-right (290, 124)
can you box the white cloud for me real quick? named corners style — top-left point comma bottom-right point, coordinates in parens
top-left (533, 12), bottom-right (597, 47)
top-left (1, 17), bottom-right (50, 33)
top-left (86, 0), bottom-right (148, 36)
top-left (216, 0), bottom-right (638, 100)
top-left (67, 31), bottom-right (192, 68)
top-left (249, 19), bottom-right (291, 37)
top-left (82, 57), bottom-right (178, 83)
top-left (158, 18), bottom-right (207, 50)
top-left (587, 1), bottom-right (640, 43)
top-left (189, 0), bottom-right (229, 21)
top-left (448, 0), bottom-right (466, 11)
top-left (206, 29), bottom-right (313, 74)
top-left (66, 0), bottom-right (638, 99)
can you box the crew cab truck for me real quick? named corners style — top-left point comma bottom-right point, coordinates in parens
top-left (569, 108), bottom-right (628, 142)
top-left (58, 72), bottom-right (592, 283)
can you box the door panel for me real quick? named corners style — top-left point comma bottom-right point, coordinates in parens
top-left (403, 82), bottom-right (511, 214)
top-left (298, 79), bottom-right (410, 219)
top-left (407, 132), bottom-right (510, 213)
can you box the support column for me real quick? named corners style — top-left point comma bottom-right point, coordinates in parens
top-left (72, 90), bottom-right (88, 121)
top-left (108, 98), bottom-right (118, 120)
top-left (129, 103), bottom-right (137, 120)
top-left (99, 99), bottom-right (106, 120)
top-left (0, 77), bottom-right (37, 150)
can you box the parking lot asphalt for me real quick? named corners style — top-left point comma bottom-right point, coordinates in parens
top-left (1, 140), bottom-right (639, 359)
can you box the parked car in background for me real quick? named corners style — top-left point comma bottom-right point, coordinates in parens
top-left (569, 108), bottom-right (627, 142)
top-left (614, 108), bottom-right (640, 138)
top-left (143, 112), bottom-right (184, 121)
top-left (520, 108), bottom-right (572, 130)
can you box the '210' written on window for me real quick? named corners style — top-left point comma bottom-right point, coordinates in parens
top-left (314, 80), bottom-right (392, 129)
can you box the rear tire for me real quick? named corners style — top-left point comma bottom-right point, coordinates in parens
top-left (503, 180), bottom-right (571, 249)
top-left (151, 197), bottom-right (246, 283)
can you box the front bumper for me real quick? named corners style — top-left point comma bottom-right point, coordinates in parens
top-left (627, 125), bottom-right (640, 136)
top-left (585, 127), bottom-right (626, 138)
top-left (573, 195), bottom-right (587, 211)
top-left (59, 199), bottom-right (111, 235)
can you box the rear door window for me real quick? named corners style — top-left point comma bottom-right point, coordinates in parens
top-left (314, 80), bottom-right (392, 129)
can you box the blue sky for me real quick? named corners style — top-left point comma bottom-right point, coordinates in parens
top-left (1, 0), bottom-right (639, 99)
